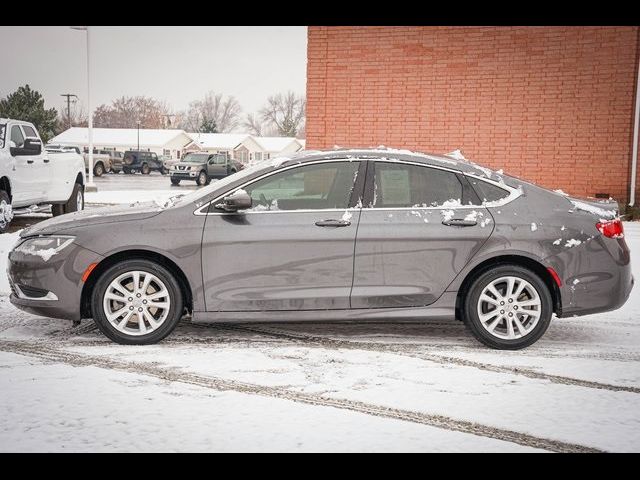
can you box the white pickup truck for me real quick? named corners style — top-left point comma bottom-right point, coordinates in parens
top-left (0, 118), bottom-right (86, 233)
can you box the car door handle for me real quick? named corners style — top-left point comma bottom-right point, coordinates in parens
top-left (442, 218), bottom-right (477, 227)
top-left (43, 159), bottom-right (50, 163)
top-left (315, 219), bottom-right (351, 227)
top-left (27, 160), bottom-right (34, 164)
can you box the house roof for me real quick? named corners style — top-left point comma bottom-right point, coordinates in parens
top-left (252, 136), bottom-right (301, 152)
top-left (49, 127), bottom-right (189, 147)
top-left (185, 133), bottom-right (250, 150)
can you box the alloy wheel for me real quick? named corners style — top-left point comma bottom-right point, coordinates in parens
top-left (476, 275), bottom-right (542, 340)
top-left (103, 270), bottom-right (171, 336)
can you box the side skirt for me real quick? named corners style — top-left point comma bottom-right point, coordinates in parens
top-left (193, 292), bottom-right (458, 323)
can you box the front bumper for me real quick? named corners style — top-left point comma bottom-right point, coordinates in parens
top-left (170, 171), bottom-right (198, 179)
top-left (7, 242), bottom-right (104, 321)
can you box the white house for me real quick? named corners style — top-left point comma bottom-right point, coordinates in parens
top-left (48, 128), bottom-right (193, 159)
top-left (183, 133), bottom-right (251, 158)
top-left (184, 133), bottom-right (305, 163)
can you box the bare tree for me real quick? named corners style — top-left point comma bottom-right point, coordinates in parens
top-left (57, 101), bottom-right (88, 132)
top-left (93, 96), bottom-right (172, 129)
top-left (259, 91), bottom-right (305, 137)
top-left (179, 92), bottom-right (242, 133)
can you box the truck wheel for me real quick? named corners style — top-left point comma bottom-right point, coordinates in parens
top-left (170, 178), bottom-right (181, 186)
top-left (197, 170), bottom-right (209, 186)
top-left (0, 190), bottom-right (14, 234)
top-left (53, 182), bottom-right (84, 217)
top-left (141, 163), bottom-right (151, 175)
top-left (123, 167), bottom-right (131, 174)
top-left (93, 162), bottom-right (105, 177)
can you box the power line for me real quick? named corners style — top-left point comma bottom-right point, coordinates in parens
top-left (60, 93), bottom-right (78, 129)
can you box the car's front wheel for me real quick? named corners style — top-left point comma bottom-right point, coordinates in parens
top-left (0, 190), bottom-right (13, 234)
top-left (170, 178), bottom-right (180, 186)
top-left (93, 162), bottom-right (105, 177)
top-left (91, 260), bottom-right (184, 345)
top-left (196, 170), bottom-right (209, 186)
top-left (462, 265), bottom-right (552, 350)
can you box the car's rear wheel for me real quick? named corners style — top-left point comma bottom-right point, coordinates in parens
top-left (123, 167), bottom-right (131, 174)
top-left (91, 260), bottom-right (183, 345)
top-left (141, 163), bottom-right (151, 175)
top-left (93, 162), bottom-right (105, 177)
top-left (462, 265), bottom-right (552, 350)
top-left (196, 170), bottom-right (209, 186)
top-left (52, 182), bottom-right (84, 217)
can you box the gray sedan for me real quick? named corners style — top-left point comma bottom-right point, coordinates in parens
top-left (7, 149), bottom-right (634, 349)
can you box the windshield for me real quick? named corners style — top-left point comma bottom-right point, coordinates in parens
top-left (0, 123), bottom-right (5, 149)
top-left (182, 153), bottom-right (210, 163)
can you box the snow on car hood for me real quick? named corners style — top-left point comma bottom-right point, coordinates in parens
top-left (20, 202), bottom-right (164, 237)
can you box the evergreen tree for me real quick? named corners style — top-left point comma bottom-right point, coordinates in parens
top-left (0, 85), bottom-right (58, 142)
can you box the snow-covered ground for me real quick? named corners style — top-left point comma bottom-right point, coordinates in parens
top-left (1, 183), bottom-right (639, 451)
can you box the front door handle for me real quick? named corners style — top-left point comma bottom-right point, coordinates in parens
top-left (442, 218), bottom-right (477, 227)
top-left (27, 160), bottom-right (34, 164)
top-left (43, 158), bottom-right (50, 163)
top-left (315, 219), bottom-right (351, 227)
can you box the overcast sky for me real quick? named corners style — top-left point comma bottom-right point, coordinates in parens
top-left (0, 26), bottom-right (307, 118)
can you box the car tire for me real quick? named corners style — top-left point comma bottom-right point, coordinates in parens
top-left (197, 170), bottom-right (209, 186)
top-left (52, 182), bottom-right (84, 217)
top-left (93, 162), bottom-right (105, 177)
top-left (141, 163), bottom-right (151, 175)
top-left (0, 190), bottom-right (13, 234)
top-left (462, 264), bottom-right (552, 350)
top-left (91, 259), bottom-right (184, 345)
top-left (161, 168), bottom-right (168, 175)
top-left (123, 167), bottom-right (131, 174)
top-left (170, 178), bottom-right (180, 186)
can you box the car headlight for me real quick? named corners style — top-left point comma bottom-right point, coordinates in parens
top-left (13, 235), bottom-right (75, 261)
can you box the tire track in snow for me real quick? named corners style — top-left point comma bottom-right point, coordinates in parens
top-left (0, 338), bottom-right (601, 453)
top-left (205, 324), bottom-right (640, 394)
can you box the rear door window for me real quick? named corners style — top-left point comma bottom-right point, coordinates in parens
top-left (373, 162), bottom-right (464, 208)
top-left (467, 177), bottom-right (510, 204)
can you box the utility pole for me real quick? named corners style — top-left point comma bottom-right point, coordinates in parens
top-left (60, 94), bottom-right (78, 129)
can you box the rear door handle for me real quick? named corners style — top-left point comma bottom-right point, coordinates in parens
top-left (442, 218), bottom-right (477, 227)
top-left (27, 160), bottom-right (34, 164)
top-left (315, 219), bottom-right (351, 227)
top-left (43, 158), bottom-right (50, 163)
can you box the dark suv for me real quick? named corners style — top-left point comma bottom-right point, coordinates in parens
top-left (122, 150), bottom-right (163, 174)
top-left (169, 152), bottom-right (244, 186)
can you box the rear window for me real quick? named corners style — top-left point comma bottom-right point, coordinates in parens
top-left (468, 178), bottom-right (510, 204)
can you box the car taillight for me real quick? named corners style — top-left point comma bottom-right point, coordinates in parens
top-left (596, 219), bottom-right (624, 238)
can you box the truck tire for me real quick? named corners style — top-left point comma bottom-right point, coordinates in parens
top-left (170, 178), bottom-right (180, 186)
top-left (93, 162), bottom-right (105, 177)
top-left (197, 170), bottom-right (209, 186)
top-left (52, 182), bottom-right (84, 217)
top-left (141, 163), bottom-right (151, 175)
top-left (0, 190), bottom-right (13, 234)
top-left (123, 167), bottom-right (131, 174)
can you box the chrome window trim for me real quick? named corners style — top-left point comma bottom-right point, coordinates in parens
top-left (193, 158), bottom-right (362, 216)
top-left (193, 157), bottom-right (522, 216)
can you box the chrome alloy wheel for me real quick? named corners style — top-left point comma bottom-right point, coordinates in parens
top-left (103, 270), bottom-right (171, 336)
top-left (477, 276), bottom-right (542, 340)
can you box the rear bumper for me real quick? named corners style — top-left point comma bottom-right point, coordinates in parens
top-left (546, 235), bottom-right (634, 318)
top-left (7, 243), bottom-right (104, 321)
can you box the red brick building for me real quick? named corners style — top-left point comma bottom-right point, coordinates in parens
top-left (305, 26), bottom-right (640, 205)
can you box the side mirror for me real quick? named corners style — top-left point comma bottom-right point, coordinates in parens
top-left (215, 189), bottom-right (252, 212)
top-left (10, 138), bottom-right (42, 156)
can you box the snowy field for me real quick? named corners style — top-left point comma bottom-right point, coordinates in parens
top-left (1, 174), bottom-right (639, 452)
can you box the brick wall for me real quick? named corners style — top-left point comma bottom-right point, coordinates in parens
top-left (306, 26), bottom-right (640, 204)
